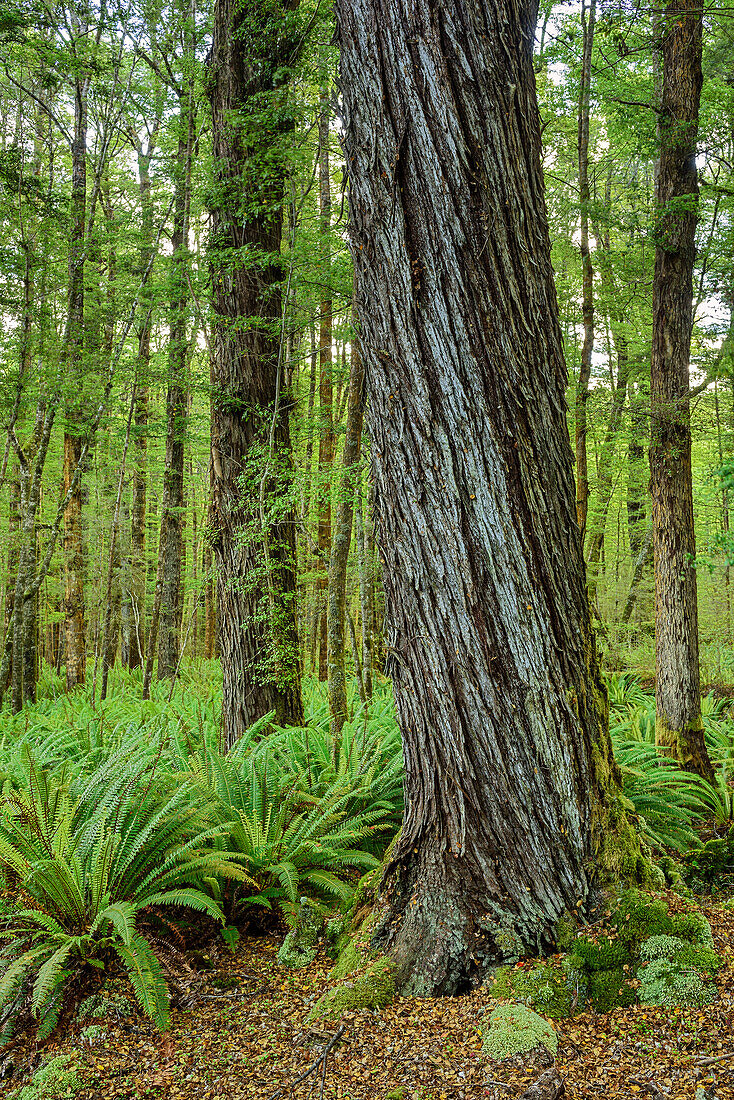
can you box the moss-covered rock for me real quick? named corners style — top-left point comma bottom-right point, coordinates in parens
top-left (480, 1003), bottom-right (558, 1061)
top-left (485, 961), bottom-right (576, 1019)
top-left (308, 957), bottom-right (395, 1021)
top-left (18, 1056), bottom-right (81, 1100)
top-left (669, 911), bottom-right (714, 948)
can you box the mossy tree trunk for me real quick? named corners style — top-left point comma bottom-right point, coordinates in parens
top-left (207, 0), bottom-right (304, 745)
top-left (337, 0), bottom-right (643, 997)
top-left (650, 0), bottom-right (713, 782)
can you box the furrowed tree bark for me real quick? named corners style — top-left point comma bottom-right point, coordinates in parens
top-left (327, 338), bottom-right (365, 742)
top-left (208, 0), bottom-right (304, 746)
top-left (650, 0), bottom-right (713, 781)
top-left (575, 0), bottom-right (595, 542)
top-left (337, 0), bottom-right (643, 997)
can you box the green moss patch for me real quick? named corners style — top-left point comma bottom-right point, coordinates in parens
top-left (308, 957), bottom-right (395, 1021)
top-left (17, 1056), bottom-right (81, 1100)
top-left (485, 960), bottom-right (576, 1019)
top-left (480, 1003), bottom-right (558, 1061)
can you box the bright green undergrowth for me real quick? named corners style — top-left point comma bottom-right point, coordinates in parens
top-left (0, 665), bottom-right (732, 1042)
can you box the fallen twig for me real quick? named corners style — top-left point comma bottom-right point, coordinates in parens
top-left (694, 1052), bottom-right (734, 1067)
top-left (268, 1024), bottom-right (346, 1100)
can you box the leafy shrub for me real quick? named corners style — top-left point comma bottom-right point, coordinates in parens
top-left (682, 825), bottom-right (734, 888)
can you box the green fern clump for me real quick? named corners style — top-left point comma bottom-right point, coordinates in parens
top-left (480, 1003), bottom-right (558, 1061)
top-left (194, 749), bottom-right (383, 922)
top-left (0, 755), bottom-right (247, 1039)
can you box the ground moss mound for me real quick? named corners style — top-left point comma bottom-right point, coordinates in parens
top-left (481, 1003), bottom-right (558, 1061)
top-left (14, 1056), bottom-right (81, 1100)
top-left (486, 961), bottom-right (576, 1019)
top-left (309, 957), bottom-right (396, 1021)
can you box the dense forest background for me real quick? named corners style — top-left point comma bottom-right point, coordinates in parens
top-left (0, 0), bottom-right (731, 704)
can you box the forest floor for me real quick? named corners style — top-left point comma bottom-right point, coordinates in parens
top-left (10, 896), bottom-right (734, 1100)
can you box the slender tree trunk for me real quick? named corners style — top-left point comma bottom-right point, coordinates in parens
top-left (627, 379), bottom-right (648, 558)
top-left (157, 97), bottom-right (194, 680)
top-left (208, 0), bottom-right (304, 746)
top-left (63, 69), bottom-right (89, 691)
top-left (622, 525), bottom-right (653, 625)
top-left (327, 338), bottom-right (365, 741)
top-left (355, 484), bottom-right (373, 699)
top-left (575, 0), bottom-right (595, 541)
top-left (316, 90), bottom-right (334, 682)
top-left (586, 337), bottom-right (630, 602)
top-left (650, 0), bottom-right (713, 781)
top-left (126, 145), bottom-right (155, 671)
top-left (338, 0), bottom-right (642, 996)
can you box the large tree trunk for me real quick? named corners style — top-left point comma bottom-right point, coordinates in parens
top-left (337, 0), bottom-right (641, 997)
top-left (650, 0), bottom-right (713, 781)
top-left (208, 0), bottom-right (304, 746)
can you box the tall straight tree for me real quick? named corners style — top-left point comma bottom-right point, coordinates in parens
top-left (62, 3), bottom-right (93, 691)
top-left (650, 0), bottom-right (713, 780)
top-left (337, 0), bottom-right (643, 995)
top-left (316, 89), bottom-right (335, 682)
top-left (208, 0), bottom-right (305, 745)
top-left (575, 0), bottom-right (595, 543)
top-left (156, 79), bottom-right (195, 681)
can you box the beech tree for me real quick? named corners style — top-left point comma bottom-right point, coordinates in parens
top-left (207, 0), bottom-right (304, 745)
top-left (336, 0), bottom-right (642, 994)
top-left (649, 0), bottom-right (713, 781)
